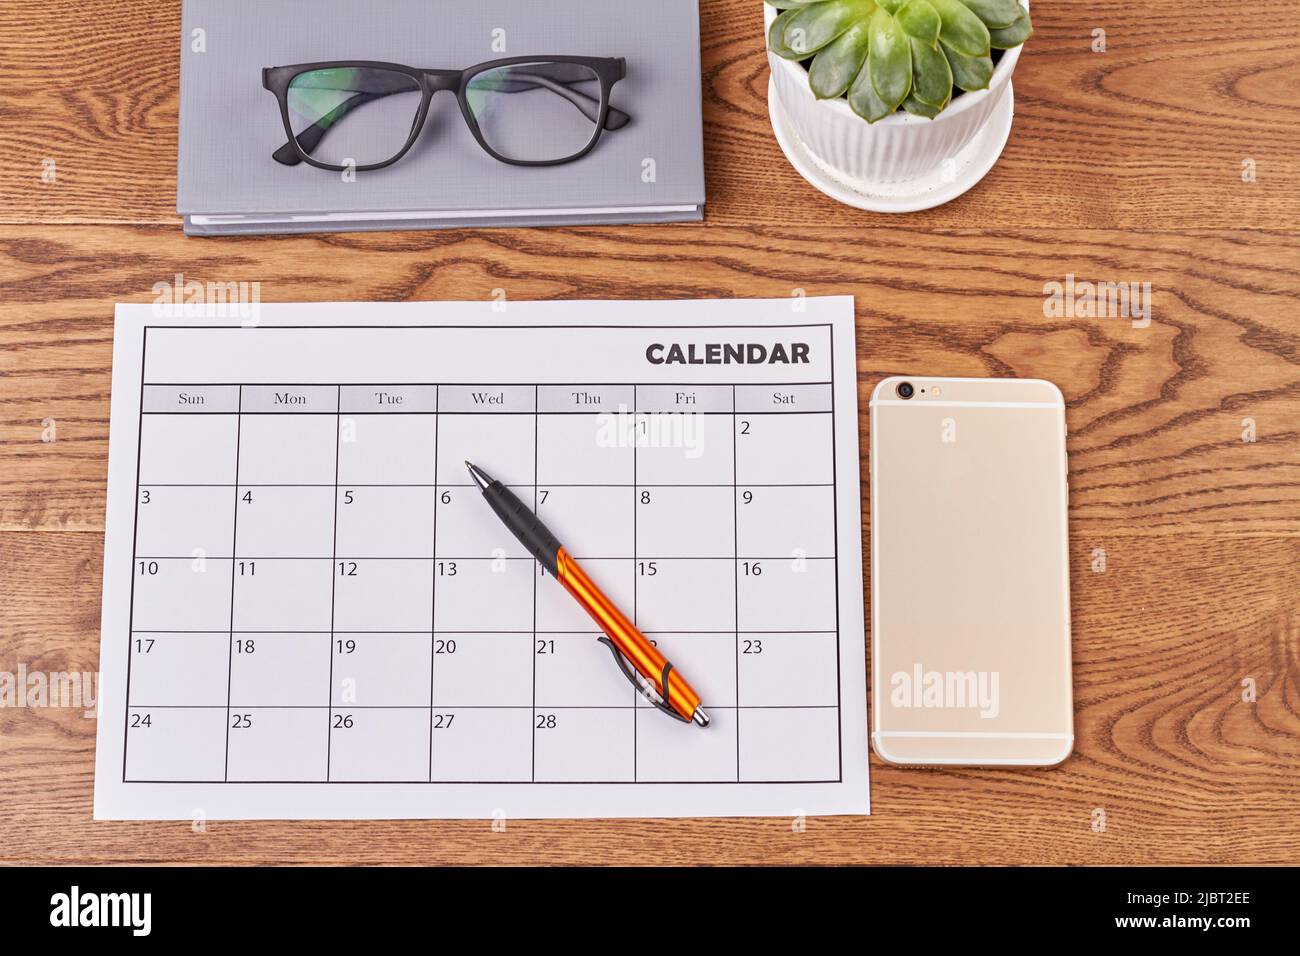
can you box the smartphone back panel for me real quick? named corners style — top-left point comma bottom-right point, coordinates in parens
top-left (870, 377), bottom-right (1073, 766)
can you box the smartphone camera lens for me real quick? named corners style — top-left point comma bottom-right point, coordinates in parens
top-left (896, 381), bottom-right (915, 400)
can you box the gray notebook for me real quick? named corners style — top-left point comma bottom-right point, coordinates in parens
top-left (178, 0), bottom-right (704, 235)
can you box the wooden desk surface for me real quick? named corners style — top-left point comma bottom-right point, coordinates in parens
top-left (1, 0), bottom-right (1297, 865)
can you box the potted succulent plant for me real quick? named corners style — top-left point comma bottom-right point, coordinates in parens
top-left (766, 0), bottom-right (1031, 198)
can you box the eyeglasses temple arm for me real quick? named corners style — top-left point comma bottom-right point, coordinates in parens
top-left (505, 72), bottom-right (631, 130)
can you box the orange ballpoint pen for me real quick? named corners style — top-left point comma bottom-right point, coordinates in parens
top-left (466, 461), bottom-right (710, 727)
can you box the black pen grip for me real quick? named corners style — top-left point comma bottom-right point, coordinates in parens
top-left (482, 481), bottom-right (561, 576)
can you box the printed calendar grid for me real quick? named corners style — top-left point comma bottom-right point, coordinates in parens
top-left (122, 323), bottom-right (844, 786)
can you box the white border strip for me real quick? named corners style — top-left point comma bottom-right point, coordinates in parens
top-left (192, 204), bottom-right (700, 225)
top-left (873, 738), bottom-right (1076, 743)
top-left (870, 399), bottom-right (1065, 409)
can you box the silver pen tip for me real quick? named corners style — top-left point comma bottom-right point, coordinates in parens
top-left (465, 460), bottom-right (491, 492)
top-left (692, 707), bottom-right (711, 728)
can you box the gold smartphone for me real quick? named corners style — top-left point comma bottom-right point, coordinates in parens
top-left (870, 377), bottom-right (1073, 767)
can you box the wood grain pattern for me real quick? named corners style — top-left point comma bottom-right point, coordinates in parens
top-left (0, 0), bottom-right (1297, 865)
top-left (4, 225), bottom-right (1298, 535)
top-left (2, 1), bottom-right (1300, 227)
top-left (0, 530), bottom-right (1295, 864)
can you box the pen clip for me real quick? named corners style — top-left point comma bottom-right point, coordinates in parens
top-left (596, 637), bottom-right (689, 723)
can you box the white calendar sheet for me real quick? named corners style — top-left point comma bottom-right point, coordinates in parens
top-left (93, 297), bottom-right (868, 819)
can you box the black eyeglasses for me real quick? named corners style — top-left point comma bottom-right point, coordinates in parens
top-left (261, 56), bottom-right (629, 171)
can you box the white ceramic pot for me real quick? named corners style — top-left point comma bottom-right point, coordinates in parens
top-left (765, 2), bottom-right (1026, 184)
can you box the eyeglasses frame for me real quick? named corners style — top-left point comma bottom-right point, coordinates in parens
top-left (261, 55), bottom-right (628, 171)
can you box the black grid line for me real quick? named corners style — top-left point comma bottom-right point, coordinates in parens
top-left (140, 409), bottom-right (836, 417)
top-left (130, 628), bottom-right (837, 635)
top-left (132, 704), bottom-right (831, 712)
top-left (120, 327), bottom-right (148, 782)
top-left (221, 385), bottom-right (243, 780)
top-left (129, 482), bottom-right (835, 488)
top-left (325, 385), bottom-right (342, 780)
top-left (531, 385), bottom-right (539, 782)
top-left (829, 327), bottom-right (844, 780)
top-left (133, 554), bottom-right (838, 562)
top-left (428, 389), bottom-right (440, 782)
top-left (732, 384), bottom-right (741, 779)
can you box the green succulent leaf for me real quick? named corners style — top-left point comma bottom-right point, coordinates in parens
top-left (768, 8), bottom-right (804, 59)
top-left (868, 5), bottom-right (912, 111)
top-left (989, 10), bottom-right (1033, 48)
top-left (942, 41), bottom-right (994, 90)
top-left (909, 36), bottom-right (952, 107)
top-left (784, 0), bottom-right (872, 57)
top-left (929, 0), bottom-right (991, 57)
top-left (781, 0), bottom-right (1019, 120)
top-left (954, 0), bottom-right (1022, 29)
top-left (902, 93), bottom-right (945, 118)
top-left (808, 21), bottom-right (872, 99)
top-left (896, 0), bottom-right (941, 47)
top-left (848, 52), bottom-right (896, 122)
